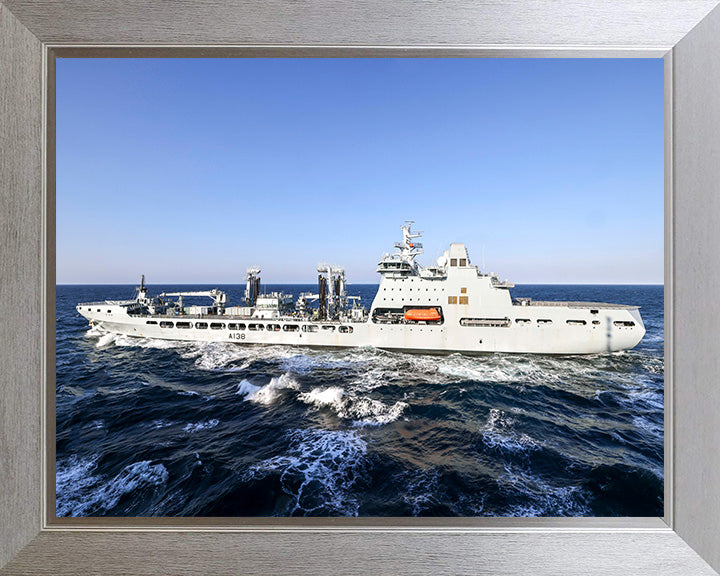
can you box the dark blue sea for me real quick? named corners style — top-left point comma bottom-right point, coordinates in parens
top-left (56, 284), bottom-right (663, 517)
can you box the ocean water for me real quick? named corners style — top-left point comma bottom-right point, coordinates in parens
top-left (56, 284), bottom-right (663, 517)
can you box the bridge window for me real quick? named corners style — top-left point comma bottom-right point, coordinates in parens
top-left (176, 322), bottom-right (191, 329)
top-left (146, 320), bottom-right (157, 325)
top-left (567, 320), bottom-right (587, 326)
top-left (283, 324), bottom-right (299, 332)
top-left (160, 321), bottom-right (174, 328)
top-left (614, 321), bottom-right (636, 327)
top-left (339, 326), bottom-right (353, 333)
top-left (459, 258), bottom-right (467, 266)
top-left (515, 319), bottom-right (531, 324)
top-left (322, 325), bottom-right (335, 331)
top-left (450, 258), bottom-right (457, 266)
top-left (302, 324), bottom-right (319, 332)
top-left (248, 324), bottom-right (264, 331)
top-left (210, 322), bottom-right (225, 330)
top-left (537, 319), bottom-right (552, 325)
top-left (228, 323), bottom-right (246, 330)
top-left (266, 324), bottom-right (280, 332)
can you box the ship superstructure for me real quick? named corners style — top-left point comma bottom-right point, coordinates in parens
top-left (77, 223), bottom-right (645, 354)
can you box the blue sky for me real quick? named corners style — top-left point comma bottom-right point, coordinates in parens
top-left (57, 58), bottom-right (663, 284)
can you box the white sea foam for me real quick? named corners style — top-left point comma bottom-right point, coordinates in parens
top-left (192, 343), bottom-right (301, 371)
top-left (95, 332), bottom-right (116, 348)
top-left (298, 386), bottom-right (408, 426)
top-left (631, 415), bottom-right (663, 439)
top-left (56, 456), bottom-right (169, 517)
top-left (150, 419), bottom-right (173, 429)
top-left (91, 329), bottom-right (186, 351)
top-left (298, 386), bottom-right (345, 410)
top-left (240, 373), bottom-right (300, 405)
top-left (85, 325), bottom-right (106, 338)
top-left (496, 464), bottom-right (591, 517)
top-left (481, 408), bottom-right (541, 453)
top-left (236, 379), bottom-right (262, 397)
top-left (244, 428), bottom-right (367, 515)
top-left (399, 468), bottom-right (442, 516)
top-left (183, 419), bottom-right (219, 433)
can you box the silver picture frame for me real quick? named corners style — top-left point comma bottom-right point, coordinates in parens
top-left (2, 1), bottom-right (720, 574)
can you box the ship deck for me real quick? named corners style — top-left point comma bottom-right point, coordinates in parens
top-left (516, 300), bottom-right (638, 310)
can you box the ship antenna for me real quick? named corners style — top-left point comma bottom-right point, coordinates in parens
top-left (141, 274), bottom-right (145, 290)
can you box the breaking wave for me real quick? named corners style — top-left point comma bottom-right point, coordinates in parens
top-left (236, 373), bottom-right (300, 405)
top-left (298, 386), bottom-right (408, 426)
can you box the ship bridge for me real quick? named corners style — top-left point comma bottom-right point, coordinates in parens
top-left (377, 222), bottom-right (427, 277)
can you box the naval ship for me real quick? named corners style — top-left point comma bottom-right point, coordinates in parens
top-left (77, 223), bottom-right (645, 354)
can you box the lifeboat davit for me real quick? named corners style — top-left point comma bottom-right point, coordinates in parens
top-left (404, 308), bottom-right (442, 322)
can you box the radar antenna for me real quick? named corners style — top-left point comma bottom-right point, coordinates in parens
top-left (394, 221), bottom-right (424, 260)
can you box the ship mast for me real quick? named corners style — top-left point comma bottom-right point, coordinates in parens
top-left (394, 221), bottom-right (424, 262)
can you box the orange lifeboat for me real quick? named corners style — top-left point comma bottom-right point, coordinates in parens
top-left (404, 308), bottom-right (442, 322)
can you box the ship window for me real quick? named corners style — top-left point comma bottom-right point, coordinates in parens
top-left (459, 296), bottom-right (469, 305)
top-left (322, 325), bottom-right (335, 331)
top-left (515, 319), bottom-right (531, 324)
top-left (448, 296), bottom-right (457, 304)
top-left (267, 324), bottom-right (280, 332)
top-left (537, 319), bottom-right (552, 325)
top-left (160, 321), bottom-right (174, 328)
top-left (283, 324), bottom-right (299, 332)
top-left (460, 287), bottom-right (467, 294)
top-left (302, 324), bottom-right (319, 332)
top-left (228, 323), bottom-right (246, 330)
top-left (195, 322), bottom-right (208, 329)
top-left (592, 320), bottom-right (600, 325)
top-left (248, 323), bottom-right (263, 331)
top-left (210, 322), bottom-right (225, 330)
top-left (591, 309), bottom-right (599, 315)
top-left (339, 326), bottom-right (353, 333)
top-left (614, 321), bottom-right (635, 327)
top-left (176, 322), bottom-right (191, 329)
top-left (567, 320), bottom-right (587, 326)
top-left (146, 320), bottom-right (157, 325)
top-left (459, 258), bottom-right (467, 266)
top-left (450, 258), bottom-right (457, 266)
top-left (460, 317), bottom-right (510, 327)
top-left (107, 310), bottom-right (111, 313)
top-left (97, 309), bottom-right (100, 312)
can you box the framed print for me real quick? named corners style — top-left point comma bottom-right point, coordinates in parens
top-left (53, 56), bottom-right (663, 521)
top-left (2, 1), bottom-right (720, 574)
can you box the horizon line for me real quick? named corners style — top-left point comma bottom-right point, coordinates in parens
top-left (56, 281), bottom-right (665, 286)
